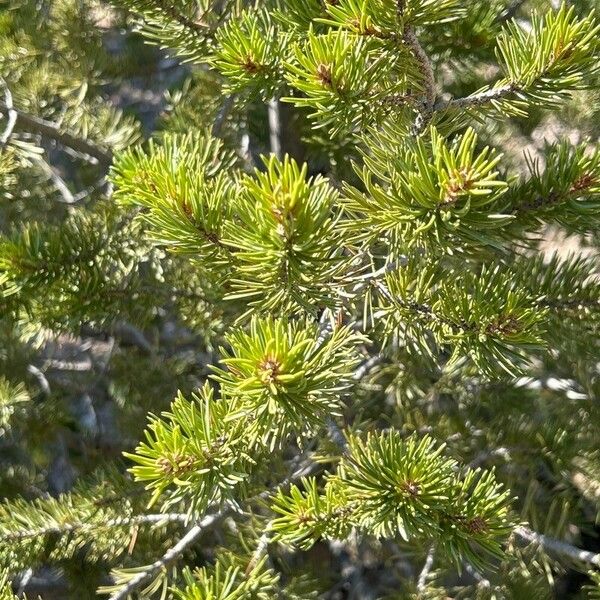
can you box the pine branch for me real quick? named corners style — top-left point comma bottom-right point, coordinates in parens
top-left (267, 98), bottom-right (282, 159)
top-left (515, 526), bottom-right (600, 568)
top-left (141, 0), bottom-right (208, 34)
top-left (403, 28), bottom-right (436, 133)
top-left (318, 421), bottom-right (600, 575)
top-left (495, 0), bottom-right (528, 24)
top-left (538, 297), bottom-right (600, 311)
top-left (404, 29), bottom-right (436, 108)
top-left (34, 157), bottom-right (76, 204)
top-left (108, 458), bottom-right (320, 599)
top-left (211, 95), bottom-right (235, 137)
top-left (417, 544), bottom-right (436, 592)
top-left (435, 84), bottom-right (516, 111)
top-left (0, 80), bottom-right (17, 148)
top-left (436, 5), bottom-right (600, 115)
top-left (514, 182), bottom-right (599, 216)
top-left (372, 277), bottom-right (467, 334)
top-left (396, 0), bottom-right (436, 133)
top-left (7, 1), bottom-right (600, 596)
top-left (108, 510), bottom-right (228, 600)
top-left (350, 257), bottom-right (408, 296)
top-left (245, 532), bottom-right (271, 575)
top-left (3, 513), bottom-right (189, 543)
top-left (0, 101), bottom-right (113, 167)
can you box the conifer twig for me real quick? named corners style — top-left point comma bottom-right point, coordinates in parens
top-left (353, 355), bottom-right (383, 381)
top-left (297, 402), bottom-right (600, 586)
top-left (326, 417), bottom-right (348, 452)
top-left (464, 562), bottom-right (491, 588)
top-left (16, 568), bottom-right (33, 596)
top-left (0, 101), bottom-right (113, 167)
top-left (26, 364), bottom-right (51, 396)
top-left (112, 321), bottom-right (154, 354)
top-left (404, 29), bottom-right (436, 108)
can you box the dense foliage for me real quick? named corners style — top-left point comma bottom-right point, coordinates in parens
top-left (1, 0), bottom-right (600, 598)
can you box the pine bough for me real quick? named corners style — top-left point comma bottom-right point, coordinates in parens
top-left (1, 0), bottom-right (600, 598)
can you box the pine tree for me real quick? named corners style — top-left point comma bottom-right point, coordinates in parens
top-left (1, 0), bottom-right (600, 598)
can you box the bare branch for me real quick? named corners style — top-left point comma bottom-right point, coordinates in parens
top-left (515, 526), bottom-right (600, 568)
top-left (212, 95), bottom-right (235, 137)
top-left (107, 510), bottom-right (228, 600)
top-left (107, 457), bottom-right (321, 600)
top-left (435, 84), bottom-right (516, 112)
top-left (268, 98), bottom-right (282, 159)
top-left (405, 29), bottom-right (436, 109)
top-left (353, 355), bottom-right (383, 381)
top-left (26, 364), bottom-right (51, 397)
top-left (3, 512), bottom-right (189, 543)
top-left (464, 562), bottom-right (491, 589)
top-left (112, 321), bottom-right (154, 354)
top-left (351, 256), bottom-right (408, 294)
top-left (495, 0), bottom-right (528, 24)
top-left (402, 28), bottom-right (436, 134)
top-left (34, 157), bottom-right (76, 204)
top-left (0, 101), bottom-right (113, 167)
top-left (146, 0), bottom-right (208, 34)
top-left (245, 531), bottom-right (270, 575)
top-left (16, 568), bottom-right (33, 596)
top-left (326, 417), bottom-right (348, 452)
top-left (417, 544), bottom-right (436, 592)
top-left (0, 79), bottom-right (17, 148)
top-left (468, 446), bottom-right (511, 469)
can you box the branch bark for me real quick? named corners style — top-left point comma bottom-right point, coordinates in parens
top-left (515, 526), bottom-right (600, 568)
top-left (0, 80), bottom-right (17, 148)
top-left (245, 531), bottom-right (271, 575)
top-left (3, 512), bottom-right (189, 542)
top-left (268, 98), bottom-right (282, 159)
top-left (396, 0), bottom-right (436, 134)
top-left (108, 510), bottom-right (228, 600)
top-left (107, 458), bottom-right (320, 600)
top-left (403, 28), bottom-right (436, 134)
top-left (0, 101), bottom-right (113, 167)
top-left (34, 157), bottom-right (76, 204)
top-left (212, 95), bottom-right (235, 137)
top-left (434, 84), bottom-right (517, 112)
top-left (416, 544), bottom-right (436, 592)
top-left (135, 0), bottom-right (208, 34)
top-left (495, 0), bottom-right (528, 24)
